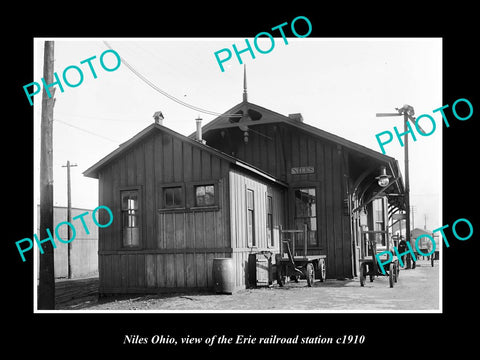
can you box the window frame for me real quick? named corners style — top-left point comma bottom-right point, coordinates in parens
top-left (188, 180), bottom-right (220, 210)
top-left (194, 184), bottom-right (216, 208)
top-left (158, 181), bottom-right (220, 212)
top-left (246, 188), bottom-right (256, 248)
top-left (266, 194), bottom-right (274, 248)
top-left (293, 186), bottom-right (318, 247)
top-left (372, 197), bottom-right (387, 247)
top-left (159, 183), bottom-right (186, 210)
top-left (120, 186), bottom-right (142, 248)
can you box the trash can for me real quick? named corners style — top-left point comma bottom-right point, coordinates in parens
top-left (212, 258), bottom-right (234, 294)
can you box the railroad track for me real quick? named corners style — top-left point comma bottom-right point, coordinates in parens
top-left (54, 277), bottom-right (99, 307)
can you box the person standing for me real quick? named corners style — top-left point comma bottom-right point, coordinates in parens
top-left (398, 237), bottom-right (407, 267)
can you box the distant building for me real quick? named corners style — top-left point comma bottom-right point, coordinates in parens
top-left (411, 227), bottom-right (439, 255)
top-left (37, 206), bottom-right (98, 279)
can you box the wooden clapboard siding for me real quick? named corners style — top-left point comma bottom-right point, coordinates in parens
top-left (229, 168), bottom-right (285, 289)
top-left (230, 169), bottom-right (269, 249)
top-left (156, 254), bottom-right (166, 287)
top-left (91, 123), bottom-right (294, 293)
top-left (173, 137), bottom-right (183, 182)
top-left (212, 123), bottom-right (353, 279)
top-left (183, 141), bottom-right (193, 182)
top-left (99, 251), bottom-right (232, 293)
top-left (316, 140), bottom-right (327, 252)
top-left (96, 128), bottom-right (239, 293)
top-left (163, 133), bottom-right (173, 183)
top-left (98, 171), bottom-right (105, 252)
top-left (156, 209), bottom-right (226, 251)
top-left (232, 251), bottom-right (248, 289)
top-left (332, 146), bottom-right (344, 277)
top-left (144, 139), bottom-right (155, 249)
top-left (266, 126), bottom-right (276, 176)
top-left (145, 254), bottom-right (156, 287)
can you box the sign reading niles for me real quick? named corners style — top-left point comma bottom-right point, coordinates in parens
top-left (291, 166), bottom-right (315, 175)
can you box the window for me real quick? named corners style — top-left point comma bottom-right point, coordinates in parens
top-left (163, 186), bottom-right (184, 208)
top-left (247, 189), bottom-right (255, 247)
top-left (195, 185), bottom-right (215, 207)
top-left (121, 189), bottom-right (140, 247)
top-left (373, 198), bottom-right (386, 246)
top-left (294, 188), bottom-right (317, 246)
top-left (266, 195), bottom-right (274, 247)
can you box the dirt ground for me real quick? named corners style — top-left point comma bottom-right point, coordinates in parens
top-left (57, 258), bottom-right (439, 312)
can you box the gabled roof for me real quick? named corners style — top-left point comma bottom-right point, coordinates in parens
top-left (192, 99), bottom-right (406, 205)
top-left (194, 101), bottom-right (293, 133)
top-left (190, 100), bottom-right (398, 164)
top-left (83, 122), bottom-right (287, 187)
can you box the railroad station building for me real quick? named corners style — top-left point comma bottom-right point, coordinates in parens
top-left (84, 76), bottom-right (406, 294)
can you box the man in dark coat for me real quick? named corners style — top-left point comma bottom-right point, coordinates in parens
top-left (398, 236), bottom-right (416, 269)
top-left (398, 237), bottom-right (407, 267)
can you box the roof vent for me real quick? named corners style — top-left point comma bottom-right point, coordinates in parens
top-left (248, 108), bottom-right (262, 121)
top-left (288, 113), bottom-right (303, 122)
top-left (229, 110), bottom-right (243, 123)
top-left (153, 111), bottom-right (164, 125)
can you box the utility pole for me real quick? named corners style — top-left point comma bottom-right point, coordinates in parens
top-left (410, 206), bottom-right (416, 230)
top-left (403, 110), bottom-right (412, 268)
top-left (38, 41), bottom-right (55, 310)
top-left (62, 161), bottom-right (77, 279)
top-left (376, 104), bottom-right (417, 269)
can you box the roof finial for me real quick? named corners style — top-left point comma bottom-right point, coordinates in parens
top-left (243, 64), bottom-right (248, 102)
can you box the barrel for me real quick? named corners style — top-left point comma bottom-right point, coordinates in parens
top-left (212, 258), bottom-right (234, 294)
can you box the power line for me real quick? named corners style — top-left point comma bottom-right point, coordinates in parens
top-left (55, 111), bottom-right (139, 123)
top-left (103, 41), bottom-right (242, 118)
top-left (54, 118), bottom-right (120, 143)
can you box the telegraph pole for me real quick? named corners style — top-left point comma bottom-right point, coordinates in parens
top-left (38, 41), bottom-right (55, 310)
top-left (62, 161), bottom-right (77, 279)
top-left (376, 104), bottom-right (417, 269)
top-left (403, 110), bottom-right (412, 269)
top-left (410, 206), bottom-right (416, 230)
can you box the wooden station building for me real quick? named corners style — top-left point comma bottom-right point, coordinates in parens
top-left (84, 74), bottom-right (406, 294)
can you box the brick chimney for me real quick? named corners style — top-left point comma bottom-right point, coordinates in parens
top-left (195, 117), bottom-right (206, 144)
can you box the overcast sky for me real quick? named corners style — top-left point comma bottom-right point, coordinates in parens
top-left (33, 37), bottom-right (442, 231)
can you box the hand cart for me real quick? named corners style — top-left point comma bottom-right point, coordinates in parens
top-left (359, 230), bottom-right (399, 288)
top-left (275, 224), bottom-right (326, 287)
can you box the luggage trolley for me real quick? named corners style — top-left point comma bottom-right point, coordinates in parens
top-left (359, 230), bottom-right (399, 288)
top-left (275, 224), bottom-right (326, 287)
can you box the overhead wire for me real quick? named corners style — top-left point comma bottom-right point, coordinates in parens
top-left (55, 111), bottom-right (140, 123)
top-left (103, 41), bottom-right (242, 118)
top-left (54, 118), bottom-right (120, 143)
